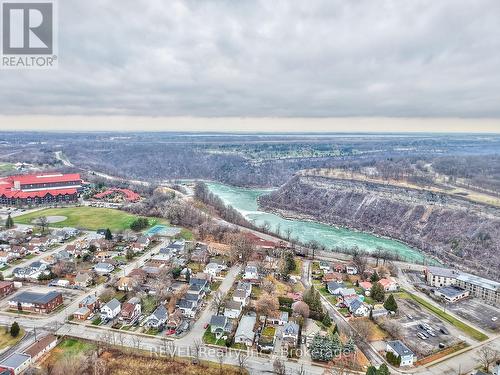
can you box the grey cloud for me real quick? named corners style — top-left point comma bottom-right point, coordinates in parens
top-left (1, 0), bottom-right (500, 118)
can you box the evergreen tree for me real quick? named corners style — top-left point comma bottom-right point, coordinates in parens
top-left (104, 228), bottom-right (112, 240)
top-left (370, 271), bottom-right (380, 282)
top-left (377, 363), bottom-right (390, 375)
top-left (366, 366), bottom-right (377, 375)
top-left (5, 214), bottom-right (14, 229)
top-left (370, 282), bottom-right (385, 302)
top-left (330, 333), bottom-right (342, 357)
top-left (322, 313), bottom-right (332, 327)
top-left (10, 322), bottom-right (20, 337)
top-left (383, 294), bottom-right (398, 312)
top-left (343, 337), bottom-right (356, 354)
top-left (332, 324), bottom-right (338, 334)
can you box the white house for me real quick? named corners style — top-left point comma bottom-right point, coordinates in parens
top-left (100, 298), bottom-right (121, 320)
top-left (282, 322), bottom-right (300, 347)
top-left (386, 340), bottom-right (416, 367)
top-left (204, 262), bottom-right (223, 278)
top-left (236, 281), bottom-right (252, 298)
top-left (243, 265), bottom-right (259, 282)
top-left (224, 300), bottom-right (243, 319)
top-left (348, 299), bottom-right (369, 317)
top-left (232, 289), bottom-right (249, 306)
top-left (346, 265), bottom-right (358, 275)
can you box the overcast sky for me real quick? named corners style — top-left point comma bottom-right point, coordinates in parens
top-left (1, 0), bottom-right (500, 132)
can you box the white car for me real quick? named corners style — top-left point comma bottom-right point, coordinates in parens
top-left (492, 317), bottom-right (498, 322)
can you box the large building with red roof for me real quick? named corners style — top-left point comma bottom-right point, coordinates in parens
top-left (0, 173), bottom-right (82, 206)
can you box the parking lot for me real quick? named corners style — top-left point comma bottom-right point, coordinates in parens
top-left (394, 297), bottom-right (462, 357)
top-left (446, 298), bottom-right (499, 332)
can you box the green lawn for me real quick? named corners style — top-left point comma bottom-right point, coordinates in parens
top-left (0, 327), bottom-right (24, 350)
top-left (141, 296), bottom-right (157, 315)
top-left (402, 290), bottom-right (488, 342)
top-left (55, 338), bottom-right (96, 357)
top-left (14, 206), bottom-right (166, 231)
top-left (202, 327), bottom-right (227, 346)
top-left (0, 163), bottom-right (14, 173)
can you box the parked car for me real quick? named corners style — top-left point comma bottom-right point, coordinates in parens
top-left (440, 327), bottom-right (449, 335)
top-left (417, 332), bottom-right (427, 340)
top-left (492, 317), bottom-right (498, 322)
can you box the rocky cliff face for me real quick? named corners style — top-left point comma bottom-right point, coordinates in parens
top-left (259, 176), bottom-right (500, 279)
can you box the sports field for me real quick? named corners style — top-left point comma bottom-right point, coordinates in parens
top-left (14, 206), bottom-right (165, 231)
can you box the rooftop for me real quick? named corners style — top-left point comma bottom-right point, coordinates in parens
top-left (387, 340), bottom-right (415, 357)
top-left (23, 334), bottom-right (57, 358)
top-left (0, 353), bottom-right (31, 369)
top-left (11, 291), bottom-right (61, 304)
top-left (457, 273), bottom-right (500, 291)
top-left (436, 286), bottom-right (468, 298)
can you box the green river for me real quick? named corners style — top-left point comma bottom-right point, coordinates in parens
top-left (206, 182), bottom-right (429, 264)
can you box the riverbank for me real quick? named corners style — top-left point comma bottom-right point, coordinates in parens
top-left (259, 203), bottom-right (441, 265)
top-left (206, 181), bottom-right (430, 264)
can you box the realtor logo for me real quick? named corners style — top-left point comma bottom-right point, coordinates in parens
top-left (1, 0), bottom-right (57, 68)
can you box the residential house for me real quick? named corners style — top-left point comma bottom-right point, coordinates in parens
top-left (23, 334), bottom-right (57, 362)
top-left (117, 276), bottom-right (136, 292)
top-left (379, 278), bottom-right (399, 292)
top-left (327, 281), bottom-right (346, 295)
top-left (210, 315), bottom-right (232, 339)
top-left (129, 268), bottom-right (147, 283)
top-left (120, 297), bottom-right (141, 323)
top-left (145, 304), bottom-right (168, 329)
top-left (74, 271), bottom-right (93, 287)
top-left (323, 272), bottom-right (343, 283)
top-left (348, 299), bottom-right (369, 317)
top-left (79, 295), bottom-right (99, 311)
top-left (236, 281), bottom-right (252, 298)
top-left (9, 291), bottom-right (63, 313)
top-left (0, 353), bottom-right (31, 375)
top-left (234, 315), bottom-right (256, 346)
top-left (73, 306), bottom-right (91, 320)
top-left (149, 254), bottom-right (172, 266)
top-left (318, 261), bottom-right (331, 272)
top-left (224, 300), bottom-right (243, 319)
top-left (359, 281), bottom-right (373, 292)
top-left (267, 311), bottom-right (289, 326)
top-left (0, 281), bottom-right (14, 298)
top-left (233, 289), bottom-right (250, 307)
top-left (204, 262), bottom-right (223, 278)
top-left (282, 322), bottom-right (300, 347)
top-left (338, 288), bottom-right (357, 302)
top-left (94, 262), bottom-right (114, 274)
top-left (346, 264), bottom-right (358, 275)
top-left (333, 263), bottom-right (346, 273)
top-left (100, 298), bottom-right (121, 320)
top-left (243, 265), bottom-right (259, 283)
top-left (177, 298), bottom-right (197, 318)
top-left (386, 340), bottom-right (416, 367)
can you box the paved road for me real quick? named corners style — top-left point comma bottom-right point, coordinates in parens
top-left (178, 265), bottom-right (241, 344)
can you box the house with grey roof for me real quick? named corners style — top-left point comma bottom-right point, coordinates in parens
top-left (348, 299), bottom-right (369, 317)
top-left (100, 298), bottom-right (121, 320)
top-left (234, 315), bottom-right (256, 346)
top-left (0, 352), bottom-right (31, 374)
top-left (210, 315), bottom-right (232, 339)
top-left (94, 262), bottom-right (114, 274)
top-left (145, 304), bottom-right (168, 329)
top-left (282, 322), bottom-right (300, 347)
top-left (224, 300), bottom-right (243, 319)
top-left (386, 340), bottom-right (416, 366)
top-left (327, 281), bottom-right (346, 295)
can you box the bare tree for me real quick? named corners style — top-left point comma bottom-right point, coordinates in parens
top-left (350, 319), bottom-right (373, 342)
top-left (216, 349), bottom-right (225, 375)
top-left (37, 216), bottom-right (49, 234)
top-left (273, 358), bottom-right (287, 375)
top-left (477, 346), bottom-right (500, 372)
top-left (295, 364), bottom-right (306, 375)
top-left (210, 291), bottom-right (227, 314)
top-left (292, 301), bottom-right (310, 319)
top-left (255, 292), bottom-right (279, 320)
top-left (237, 352), bottom-right (248, 375)
top-left (190, 339), bottom-right (202, 364)
top-left (261, 278), bottom-right (276, 294)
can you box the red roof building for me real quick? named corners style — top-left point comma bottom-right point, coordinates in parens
top-left (93, 188), bottom-right (140, 202)
top-left (0, 173), bottom-right (82, 205)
